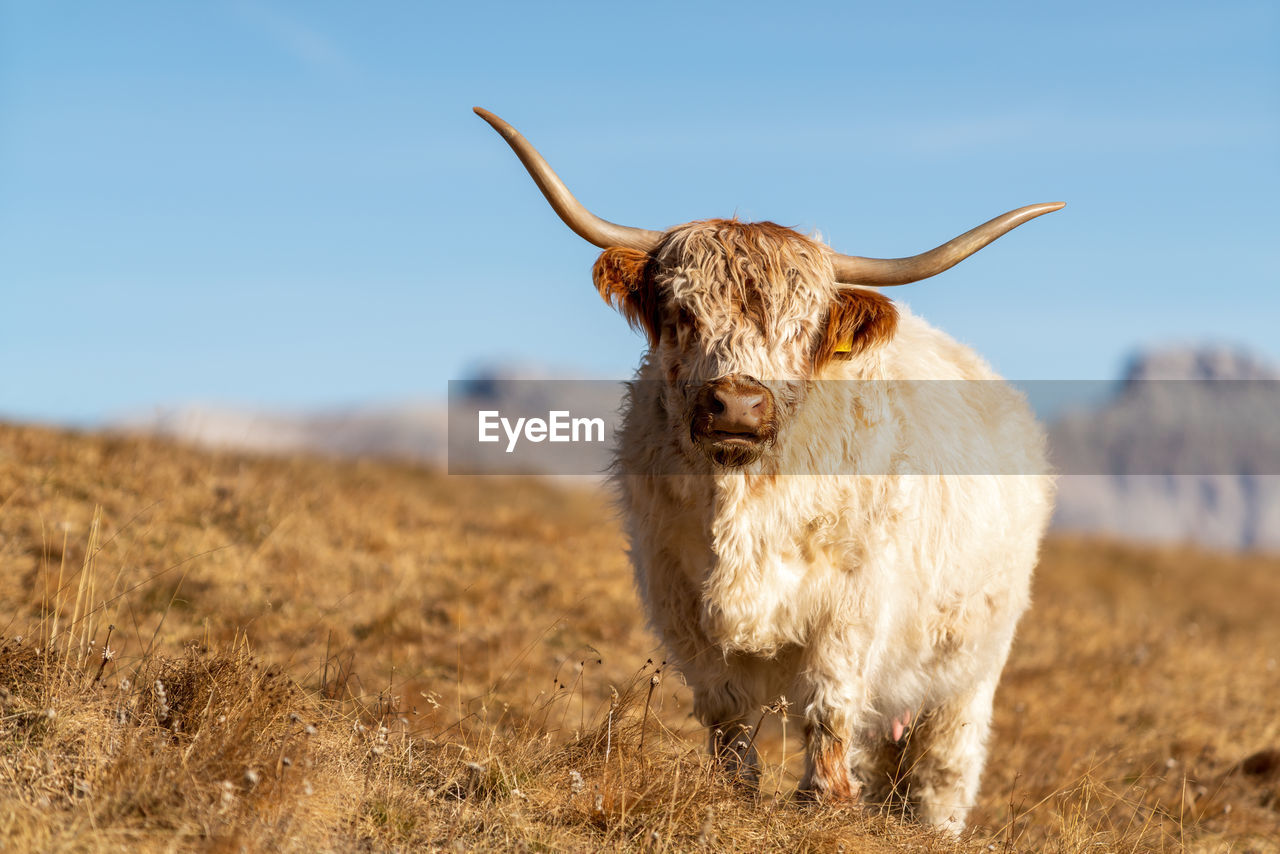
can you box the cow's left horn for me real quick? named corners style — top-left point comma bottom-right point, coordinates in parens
top-left (830, 202), bottom-right (1065, 286)
top-left (474, 107), bottom-right (663, 252)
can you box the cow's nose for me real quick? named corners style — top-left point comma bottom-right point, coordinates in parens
top-left (710, 388), bottom-right (767, 433)
top-left (698, 376), bottom-right (774, 435)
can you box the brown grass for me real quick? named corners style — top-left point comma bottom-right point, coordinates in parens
top-left (1, 421), bottom-right (1277, 852)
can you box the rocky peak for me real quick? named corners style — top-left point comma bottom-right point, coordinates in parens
top-left (1122, 346), bottom-right (1280, 384)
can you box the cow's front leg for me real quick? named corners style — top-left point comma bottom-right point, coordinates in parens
top-left (709, 717), bottom-right (759, 785)
top-left (697, 697), bottom-right (761, 786)
top-left (692, 662), bottom-right (769, 787)
top-left (796, 644), bottom-right (867, 803)
top-left (798, 709), bottom-right (860, 802)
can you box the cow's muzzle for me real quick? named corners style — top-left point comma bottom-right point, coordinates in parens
top-left (690, 375), bottom-right (777, 467)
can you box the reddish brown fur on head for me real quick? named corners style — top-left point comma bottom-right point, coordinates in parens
top-left (592, 247), bottom-right (660, 346)
top-left (814, 289), bottom-right (899, 370)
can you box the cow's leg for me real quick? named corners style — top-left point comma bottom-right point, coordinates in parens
top-left (798, 711), bottom-right (860, 802)
top-left (708, 715), bottom-right (759, 784)
top-left (857, 730), bottom-right (911, 816)
top-left (902, 678), bottom-right (998, 833)
top-left (692, 661), bottom-right (769, 787)
top-left (795, 643), bottom-right (866, 803)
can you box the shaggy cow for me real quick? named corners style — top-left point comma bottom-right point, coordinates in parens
top-left (476, 107), bottom-right (1060, 831)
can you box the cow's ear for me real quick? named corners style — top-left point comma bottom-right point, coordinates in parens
top-left (593, 247), bottom-right (661, 346)
top-left (816, 289), bottom-right (899, 366)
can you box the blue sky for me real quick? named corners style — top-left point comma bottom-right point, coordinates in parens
top-left (2, 1), bottom-right (1276, 423)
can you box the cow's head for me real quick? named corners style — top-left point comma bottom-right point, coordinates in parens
top-left (476, 108), bottom-right (1062, 469)
top-left (593, 221), bottom-right (899, 466)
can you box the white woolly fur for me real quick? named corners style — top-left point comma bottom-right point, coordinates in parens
top-left (609, 221), bottom-right (1052, 832)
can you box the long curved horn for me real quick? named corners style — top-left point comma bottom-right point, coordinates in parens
top-left (474, 107), bottom-right (663, 252)
top-left (831, 202), bottom-right (1065, 286)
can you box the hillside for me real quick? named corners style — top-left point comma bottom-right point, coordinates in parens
top-left (0, 422), bottom-right (1277, 851)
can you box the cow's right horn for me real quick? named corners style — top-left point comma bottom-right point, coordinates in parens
top-left (475, 108), bottom-right (663, 252)
top-left (829, 202), bottom-right (1066, 286)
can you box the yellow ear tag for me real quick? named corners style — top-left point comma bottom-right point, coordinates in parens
top-left (834, 333), bottom-right (854, 354)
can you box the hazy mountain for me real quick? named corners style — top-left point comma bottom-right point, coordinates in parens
top-left (1051, 346), bottom-right (1280, 551)
top-left (118, 402), bottom-right (448, 465)
top-left (115, 365), bottom-right (621, 475)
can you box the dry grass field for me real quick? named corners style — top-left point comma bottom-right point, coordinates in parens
top-left (1, 420), bottom-right (1278, 852)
